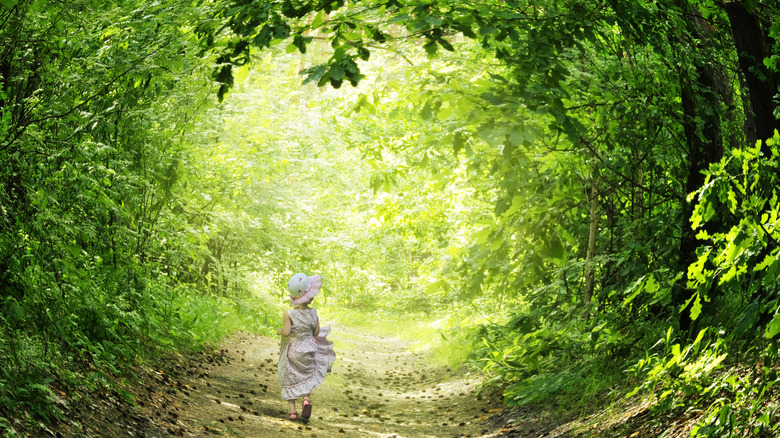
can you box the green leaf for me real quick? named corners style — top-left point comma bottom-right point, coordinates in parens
top-left (301, 64), bottom-right (328, 85)
top-left (690, 294), bottom-right (702, 321)
top-left (754, 252), bottom-right (777, 271)
top-left (644, 275), bottom-right (659, 294)
top-left (292, 34), bottom-right (310, 53)
top-left (727, 189), bottom-right (738, 213)
top-left (765, 313), bottom-right (780, 338)
top-left (423, 40), bottom-right (438, 57)
top-left (692, 327), bottom-right (707, 347)
top-left (682, 292), bottom-right (703, 321)
top-left (438, 38), bottom-right (455, 52)
top-left (311, 11), bottom-right (325, 29)
top-left (671, 343), bottom-right (681, 361)
top-left (387, 14), bottom-right (412, 24)
top-left (329, 63), bottom-right (345, 81)
top-left (357, 46), bottom-right (370, 61)
top-left (622, 275), bottom-right (646, 306)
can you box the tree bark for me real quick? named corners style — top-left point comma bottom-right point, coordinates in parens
top-left (673, 3), bottom-right (728, 334)
top-left (583, 173), bottom-right (600, 309)
top-left (725, 1), bottom-right (780, 149)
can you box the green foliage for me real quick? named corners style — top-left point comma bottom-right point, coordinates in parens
top-left (202, 0), bottom-right (479, 94)
top-left (615, 130), bottom-right (780, 435)
top-left (686, 131), bottom-right (780, 338)
top-left (1, 0), bottom-right (779, 434)
top-left (651, 131), bottom-right (780, 436)
top-left (147, 281), bottom-right (283, 347)
top-left (473, 275), bottom-right (662, 410)
top-left (628, 328), bottom-right (728, 409)
top-left (691, 365), bottom-right (780, 437)
top-left (478, 318), bottom-right (591, 405)
top-left (0, 329), bottom-right (62, 425)
top-left (0, 0), bottom-right (283, 428)
top-left (627, 327), bottom-right (780, 437)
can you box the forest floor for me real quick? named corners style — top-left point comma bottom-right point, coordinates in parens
top-left (42, 325), bottom-right (683, 438)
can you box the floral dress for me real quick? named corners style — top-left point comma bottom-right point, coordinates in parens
top-left (278, 308), bottom-right (336, 400)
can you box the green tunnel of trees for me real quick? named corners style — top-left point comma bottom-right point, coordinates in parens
top-left (1, 0), bottom-right (780, 435)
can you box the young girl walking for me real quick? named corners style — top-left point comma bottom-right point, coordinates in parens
top-left (277, 273), bottom-right (336, 421)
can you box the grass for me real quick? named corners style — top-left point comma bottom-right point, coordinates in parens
top-left (168, 285), bottom-right (285, 347)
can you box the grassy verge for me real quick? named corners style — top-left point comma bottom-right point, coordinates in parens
top-left (0, 282), bottom-right (283, 437)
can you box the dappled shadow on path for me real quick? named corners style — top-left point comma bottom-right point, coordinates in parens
top-left (50, 324), bottom-right (584, 438)
top-left (44, 320), bottom-right (730, 438)
top-left (155, 326), bottom-right (509, 437)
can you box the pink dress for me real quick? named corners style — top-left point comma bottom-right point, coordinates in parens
top-left (278, 308), bottom-right (336, 400)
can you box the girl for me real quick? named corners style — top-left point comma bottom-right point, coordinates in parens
top-left (276, 273), bottom-right (336, 421)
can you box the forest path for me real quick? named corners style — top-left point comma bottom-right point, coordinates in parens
top-left (49, 323), bottom-right (580, 438)
top-left (125, 324), bottom-right (558, 438)
top-left (43, 322), bottom-right (693, 438)
top-left (148, 326), bottom-right (511, 438)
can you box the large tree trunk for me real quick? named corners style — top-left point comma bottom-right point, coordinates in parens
top-left (725, 1), bottom-right (779, 321)
top-left (673, 4), bottom-right (728, 334)
top-left (725, 1), bottom-right (780, 149)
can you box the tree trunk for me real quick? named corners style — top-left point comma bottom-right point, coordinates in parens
top-left (583, 173), bottom-right (600, 309)
top-left (725, 1), bottom-right (780, 149)
top-left (673, 3), bottom-right (728, 334)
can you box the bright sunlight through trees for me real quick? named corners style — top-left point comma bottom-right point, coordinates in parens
top-left (2, 0), bottom-right (780, 436)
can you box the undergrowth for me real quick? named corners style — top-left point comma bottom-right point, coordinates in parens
top-left (624, 328), bottom-right (780, 437)
top-left (0, 281), bottom-right (281, 437)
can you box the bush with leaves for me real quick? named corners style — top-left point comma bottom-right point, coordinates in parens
top-left (685, 131), bottom-right (780, 340)
top-left (625, 131), bottom-right (780, 436)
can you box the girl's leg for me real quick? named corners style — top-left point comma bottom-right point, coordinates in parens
top-left (288, 399), bottom-right (297, 419)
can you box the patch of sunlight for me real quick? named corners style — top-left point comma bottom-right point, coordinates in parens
top-left (329, 336), bottom-right (354, 355)
top-left (323, 307), bottom-right (472, 370)
top-left (323, 371), bottom-right (347, 387)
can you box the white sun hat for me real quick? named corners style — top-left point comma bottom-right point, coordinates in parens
top-left (287, 273), bottom-right (323, 305)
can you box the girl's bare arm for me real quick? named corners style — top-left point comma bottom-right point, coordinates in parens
top-left (277, 311), bottom-right (292, 336)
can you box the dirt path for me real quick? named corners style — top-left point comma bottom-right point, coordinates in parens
top-left (27, 325), bottom-right (733, 438)
top-left (142, 325), bottom-right (511, 437)
top-left (44, 322), bottom-right (703, 438)
top-left (47, 323), bottom-right (584, 438)
top-left (44, 327), bottom-right (592, 438)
